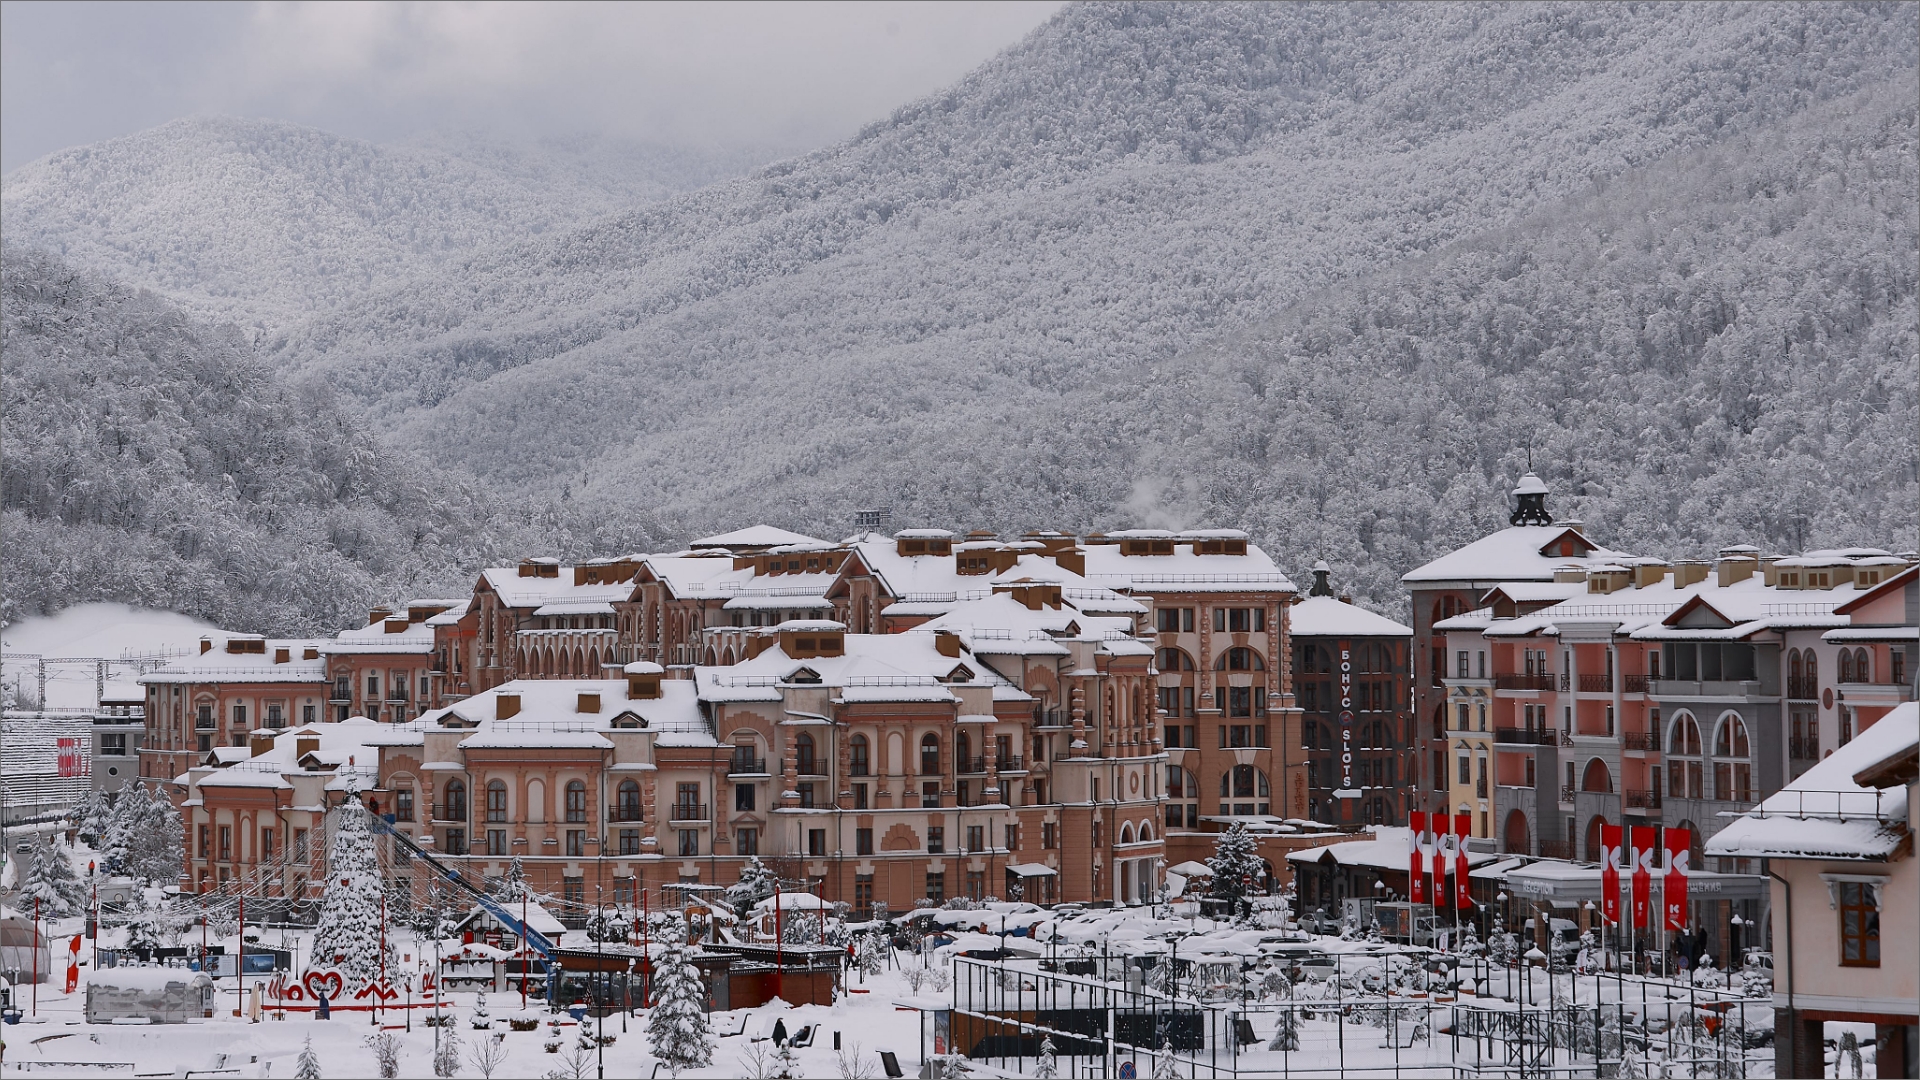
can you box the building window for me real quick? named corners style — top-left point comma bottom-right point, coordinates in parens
top-left (853, 783), bottom-right (868, 810)
top-left (260, 828), bottom-right (274, 859)
top-left (488, 829), bottom-right (508, 856)
top-left (795, 733), bottom-right (818, 775)
top-left (619, 829), bottom-right (641, 855)
top-left (925, 873), bottom-right (945, 903)
top-left (1156, 607), bottom-right (1194, 633)
top-left (808, 829), bottom-right (826, 857)
top-left (565, 780), bottom-right (588, 823)
top-left (1042, 822), bottom-right (1059, 849)
top-left (736, 783), bottom-right (756, 812)
top-left (1667, 713), bottom-right (1704, 799)
top-left (967, 825), bottom-right (985, 853)
top-left (566, 830), bottom-right (584, 857)
top-left (395, 789), bottom-right (414, 822)
top-left (293, 829), bottom-right (308, 863)
top-left (232, 704), bottom-right (247, 727)
top-left (966, 870), bottom-right (986, 900)
top-left (856, 828), bottom-right (874, 855)
top-left (855, 875), bottom-right (874, 918)
top-left (798, 782), bottom-right (816, 808)
top-left (922, 782), bottom-right (941, 808)
top-left (101, 734), bottom-right (127, 756)
top-left (563, 878), bottom-right (584, 907)
top-left (1838, 882), bottom-right (1880, 967)
top-left (927, 827), bottom-right (945, 854)
top-left (1215, 607), bottom-right (1266, 633)
top-left (920, 734), bottom-right (941, 775)
top-left (302, 704), bottom-right (316, 724)
top-left (265, 704), bottom-right (285, 728)
top-left (1711, 714), bottom-right (1753, 803)
top-left (678, 830), bottom-right (699, 857)
top-left (617, 780), bottom-right (643, 821)
top-left (444, 828), bottom-right (467, 856)
top-left (614, 878), bottom-right (636, 907)
top-left (849, 734), bottom-right (870, 776)
top-left (487, 781), bottom-right (508, 823)
top-left (1458, 754), bottom-right (1471, 786)
top-left (444, 779), bottom-right (467, 821)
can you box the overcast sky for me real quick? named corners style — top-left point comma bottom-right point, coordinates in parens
top-left (0, 0), bottom-right (1063, 173)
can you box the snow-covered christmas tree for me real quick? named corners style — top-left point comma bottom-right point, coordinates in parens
top-left (133, 787), bottom-right (184, 886)
top-left (308, 781), bottom-right (389, 981)
top-left (295, 1036), bottom-right (323, 1080)
top-left (1034, 1035), bottom-right (1058, 1078)
top-left (645, 944), bottom-right (713, 1073)
top-left (99, 784), bottom-right (147, 875)
top-left (471, 991), bottom-right (491, 1029)
top-left (496, 856), bottom-right (530, 903)
top-left (1206, 821), bottom-right (1263, 920)
top-left (1268, 1008), bottom-right (1299, 1051)
top-left (728, 855), bottom-right (778, 910)
top-left (124, 888), bottom-right (179, 950)
top-left (21, 839), bottom-right (86, 916)
top-left (72, 790), bottom-right (114, 848)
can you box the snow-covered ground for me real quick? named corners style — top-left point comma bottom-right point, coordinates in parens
top-left (2, 604), bottom-right (224, 711)
top-left (0, 840), bottom-right (1886, 1077)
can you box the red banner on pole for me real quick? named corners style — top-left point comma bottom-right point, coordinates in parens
top-left (1453, 813), bottom-right (1473, 910)
top-left (1663, 828), bottom-right (1691, 932)
top-left (1408, 812), bottom-right (1427, 904)
top-left (1432, 814), bottom-right (1453, 908)
top-left (1629, 826), bottom-right (1656, 929)
top-left (57, 738), bottom-right (84, 778)
top-left (1599, 825), bottom-right (1623, 925)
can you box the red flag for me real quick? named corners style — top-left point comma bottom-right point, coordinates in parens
top-left (1432, 814), bottom-right (1453, 908)
top-left (1409, 812), bottom-right (1427, 904)
top-left (1453, 813), bottom-right (1473, 910)
top-left (1629, 826), bottom-right (1656, 929)
top-left (1663, 828), bottom-right (1691, 932)
top-left (1599, 825), bottom-right (1623, 925)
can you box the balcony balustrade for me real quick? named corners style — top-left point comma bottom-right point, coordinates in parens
top-left (1559, 785), bottom-right (1578, 804)
top-left (1622, 731), bottom-right (1658, 751)
top-left (728, 754), bottom-right (768, 776)
top-left (1623, 675), bottom-right (1651, 694)
top-left (1788, 736), bottom-right (1821, 761)
top-left (1493, 728), bottom-right (1560, 745)
top-left (1538, 841), bottom-right (1574, 860)
top-left (1578, 674), bottom-right (1614, 693)
top-left (1494, 673), bottom-right (1557, 691)
top-left (1787, 677), bottom-right (1819, 700)
top-left (669, 803), bottom-right (709, 822)
top-left (958, 757), bottom-right (989, 775)
top-left (1625, 789), bottom-right (1662, 810)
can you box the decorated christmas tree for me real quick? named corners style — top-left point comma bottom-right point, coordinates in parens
top-left (645, 944), bottom-right (713, 1073)
top-left (1206, 821), bottom-right (1263, 920)
top-left (308, 781), bottom-right (389, 981)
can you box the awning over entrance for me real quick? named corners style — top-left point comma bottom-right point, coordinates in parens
top-left (1004, 862), bottom-right (1057, 877)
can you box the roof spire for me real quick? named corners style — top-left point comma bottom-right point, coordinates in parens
top-left (1308, 560), bottom-right (1334, 597)
top-left (1510, 473), bottom-right (1552, 527)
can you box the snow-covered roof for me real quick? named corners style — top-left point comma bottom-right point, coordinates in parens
top-left (322, 617), bottom-right (435, 655)
top-left (424, 599), bottom-right (472, 627)
top-left (1288, 596), bottom-right (1412, 638)
top-left (694, 630), bottom-right (1019, 706)
top-left (1079, 539), bottom-right (1295, 594)
top-left (691, 525), bottom-right (830, 550)
top-left (1283, 827), bottom-right (1501, 872)
top-left (138, 639), bottom-right (330, 685)
top-left (415, 678), bottom-right (714, 749)
top-left (479, 567), bottom-right (634, 610)
top-left (190, 717), bottom-right (391, 792)
top-left (1402, 526), bottom-right (1624, 585)
top-left (1706, 702), bottom-right (1914, 862)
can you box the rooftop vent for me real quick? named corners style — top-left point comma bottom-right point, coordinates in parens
top-left (576, 692), bottom-right (600, 714)
top-left (496, 693), bottom-right (521, 720)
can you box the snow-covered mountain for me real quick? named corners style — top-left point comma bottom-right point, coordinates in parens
top-left (2, 2), bottom-right (1915, 628)
top-left (0, 117), bottom-right (779, 328)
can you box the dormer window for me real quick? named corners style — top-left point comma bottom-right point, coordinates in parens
top-left (943, 665), bottom-right (975, 683)
top-left (787, 667), bottom-right (823, 685)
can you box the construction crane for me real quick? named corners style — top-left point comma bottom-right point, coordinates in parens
top-left (369, 816), bottom-right (561, 1003)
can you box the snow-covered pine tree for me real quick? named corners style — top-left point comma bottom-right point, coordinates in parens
top-left (1206, 821), bottom-right (1263, 920)
top-left (497, 857), bottom-right (529, 903)
top-left (645, 944), bottom-right (713, 1072)
top-left (73, 790), bottom-right (113, 848)
top-left (1269, 1008), bottom-right (1299, 1051)
top-left (124, 888), bottom-right (179, 950)
top-left (728, 856), bottom-right (778, 910)
top-left (296, 1036), bottom-right (323, 1080)
top-left (132, 787), bottom-right (184, 886)
top-left (1034, 1035), bottom-right (1058, 1079)
top-left (309, 784), bottom-right (389, 981)
top-left (1153, 1036), bottom-right (1178, 1079)
top-left (471, 991), bottom-right (490, 1029)
top-left (21, 839), bottom-right (86, 916)
top-left (99, 783), bottom-right (148, 875)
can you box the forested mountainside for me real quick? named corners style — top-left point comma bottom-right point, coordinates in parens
top-left (0, 248), bottom-right (665, 634)
top-left (0, 117), bottom-right (773, 328)
top-left (2, 2), bottom-right (1915, 629)
top-left (270, 3), bottom-right (1916, 513)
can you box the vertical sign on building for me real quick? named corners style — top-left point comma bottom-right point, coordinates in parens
top-left (57, 737), bottom-right (85, 778)
top-left (1336, 644), bottom-right (1359, 805)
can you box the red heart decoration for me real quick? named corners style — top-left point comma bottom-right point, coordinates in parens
top-left (304, 969), bottom-right (344, 1001)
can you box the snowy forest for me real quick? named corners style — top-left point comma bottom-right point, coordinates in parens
top-left (3, 1), bottom-right (1916, 632)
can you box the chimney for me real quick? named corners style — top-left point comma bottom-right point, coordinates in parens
top-left (496, 693), bottom-right (521, 720)
top-left (1715, 556), bottom-right (1756, 587)
top-left (934, 630), bottom-right (963, 658)
top-left (303, 646), bottom-right (320, 660)
top-left (1632, 561), bottom-right (1671, 589)
top-left (250, 731), bottom-right (276, 757)
top-left (275, 648), bottom-right (290, 664)
top-left (200, 638), bottom-right (214, 655)
top-left (1553, 566), bottom-right (1588, 584)
top-left (369, 608), bottom-right (392, 626)
top-left (296, 736), bottom-right (320, 759)
top-left (1672, 560), bottom-right (1709, 588)
top-left (576, 692), bottom-right (600, 714)
top-left (384, 618), bottom-right (410, 634)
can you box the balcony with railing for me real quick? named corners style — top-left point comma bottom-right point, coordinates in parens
top-left (1623, 675), bottom-right (1651, 694)
top-left (1789, 736), bottom-right (1821, 761)
top-left (1577, 674), bottom-right (1613, 693)
top-left (728, 754), bottom-right (768, 776)
top-left (1494, 673), bottom-right (1557, 692)
top-left (958, 757), bottom-right (989, 775)
top-left (669, 803), bottom-right (709, 823)
top-left (1625, 789), bottom-right (1661, 810)
top-left (1033, 707), bottom-right (1067, 728)
top-left (1538, 840), bottom-right (1574, 860)
top-left (1559, 785), bottom-right (1577, 805)
top-left (1493, 727), bottom-right (1560, 746)
top-left (996, 756), bottom-right (1027, 772)
top-left (1787, 676), bottom-right (1819, 700)
top-left (1622, 731), bottom-right (1658, 751)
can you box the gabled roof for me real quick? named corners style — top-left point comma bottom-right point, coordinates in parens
top-left (1402, 526), bottom-right (1621, 585)
top-left (1288, 596), bottom-right (1412, 638)
top-left (1834, 563), bottom-right (1919, 616)
top-left (689, 526), bottom-right (829, 551)
top-left (1706, 702), bottom-right (1914, 862)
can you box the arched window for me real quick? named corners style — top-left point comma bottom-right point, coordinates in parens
top-left (795, 733), bottom-right (817, 775)
top-left (444, 779), bottom-right (467, 821)
top-left (1581, 758), bottom-right (1613, 793)
top-left (616, 779), bottom-right (642, 822)
top-left (1667, 713), bottom-right (1703, 799)
top-left (1166, 765), bottom-right (1198, 799)
top-left (849, 734), bottom-right (870, 777)
top-left (564, 780), bottom-right (587, 823)
top-left (1789, 649), bottom-right (1803, 682)
top-left (1854, 648), bottom-right (1871, 683)
top-left (920, 734), bottom-right (941, 775)
top-left (1156, 648), bottom-right (1196, 672)
top-left (1137, 822), bottom-right (1154, 844)
top-left (1220, 766), bottom-right (1271, 814)
top-left (1119, 823), bottom-right (1134, 845)
top-left (1713, 713), bottom-right (1753, 803)
top-left (486, 780), bottom-right (508, 823)
top-left (1839, 649), bottom-right (1855, 683)
top-left (1216, 647), bottom-right (1265, 671)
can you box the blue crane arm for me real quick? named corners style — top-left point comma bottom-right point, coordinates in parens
top-left (371, 816), bottom-right (558, 964)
